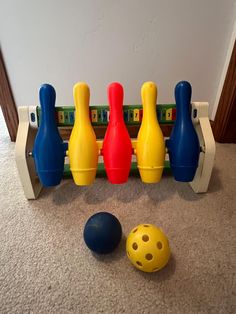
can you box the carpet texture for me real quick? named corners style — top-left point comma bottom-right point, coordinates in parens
top-left (0, 111), bottom-right (235, 314)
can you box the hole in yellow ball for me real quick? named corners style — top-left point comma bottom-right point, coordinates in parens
top-left (132, 228), bottom-right (138, 233)
top-left (143, 224), bottom-right (150, 227)
top-left (157, 241), bottom-right (163, 249)
top-left (132, 242), bottom-right (138, 250)
top-left (136, 261), bottom-right (142, 267)
top-left (145, 253), bottom-right (153, 261)
top-left (142, 234), bottom-right (149, 242)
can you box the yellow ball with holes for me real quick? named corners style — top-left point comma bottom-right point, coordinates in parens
top-left (126, 224), bottom-right (170, 272)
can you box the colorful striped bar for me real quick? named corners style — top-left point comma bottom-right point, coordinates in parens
top-left (36, 104), bottom-right (176, 127)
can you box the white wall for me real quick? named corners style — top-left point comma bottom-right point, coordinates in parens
top-left (0, 0), bottom-right (236, 117)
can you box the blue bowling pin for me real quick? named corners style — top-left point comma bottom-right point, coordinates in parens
top-left (166, 81), bottom-right (200, 182)
top-left (33, 84), bottom-right (66, 186)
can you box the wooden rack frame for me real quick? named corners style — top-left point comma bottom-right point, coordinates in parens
top-left (15, 103), bottom-right (215, 199)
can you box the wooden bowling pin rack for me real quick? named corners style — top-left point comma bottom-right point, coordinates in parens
top-left (15, 82), bottom-right (215, 199)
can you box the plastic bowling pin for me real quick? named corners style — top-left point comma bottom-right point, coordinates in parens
top-left (136, 82), bottom-right (165, 183)
top-left (166, 81), bottom-right (200, 182)
top-left (68, 82), bottom-right (98, 185)
top-left (102, 82), bottom-right (132, 184)
top-left (33, 84), bottom-right (65, 186)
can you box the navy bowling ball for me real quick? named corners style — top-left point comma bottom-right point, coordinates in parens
top-left (83, 212), bottom-right (122, 254)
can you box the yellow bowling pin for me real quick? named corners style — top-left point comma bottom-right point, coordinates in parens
top-left (136, 82), bottom-right (165, 183)
top-left (68, 82), bottom-right (98, 185)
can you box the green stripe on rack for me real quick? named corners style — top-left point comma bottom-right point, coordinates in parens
top-left (36, 104), bottom-right (176, 127)
top-left (63, 161), bottom-right (171, 179)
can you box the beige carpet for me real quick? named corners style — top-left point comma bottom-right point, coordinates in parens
top-left (0, 111), bottom-right (235, 314)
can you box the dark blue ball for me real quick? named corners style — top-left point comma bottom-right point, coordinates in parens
top-left (83, 212), bottom-right (122, 254)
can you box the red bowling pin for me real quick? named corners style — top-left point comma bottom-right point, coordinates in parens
top-left (102, 82), bottom-right (132, 184)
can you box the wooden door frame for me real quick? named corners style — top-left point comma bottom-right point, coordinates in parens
top-left (0, 48), bottom-right (18, 142)
top-left (212, 40), bottom-right (236, 143)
